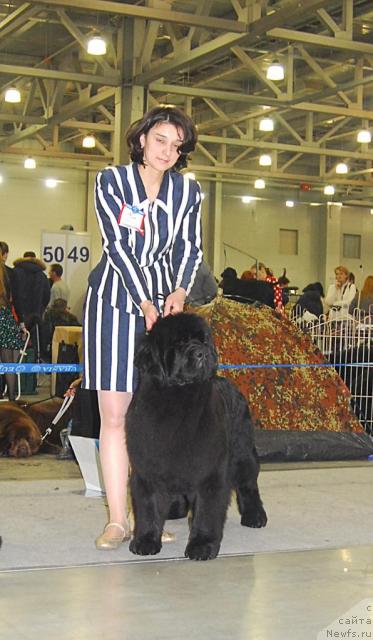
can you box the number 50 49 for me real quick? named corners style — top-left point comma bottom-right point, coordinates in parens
top-left (43, 246), bottom-right (89, 263)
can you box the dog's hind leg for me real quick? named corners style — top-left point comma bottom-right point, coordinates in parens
top-left (234, 456), bottom-right (267, 528)
top-left (184, 473), bottom-right (230, 561)
top-left (129, 473), bottom-right (168, 556)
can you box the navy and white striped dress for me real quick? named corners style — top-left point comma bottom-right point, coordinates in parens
top-left (82, 162), bottom-right (203, 392)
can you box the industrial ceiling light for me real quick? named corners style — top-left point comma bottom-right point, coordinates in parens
top-left (259, 117), bottom-right (274, 132)
top-left (45, 178), bottom-right (58, 188)
top-left (24, 157), bottom-right (36, 169)
top-left (259, 154), bottom-right (272, 166)
top-left (82, 134), bottom-right (96, 148)
top-left (335, 162), bottom-right (348, 174)
top-left (266, 61), bottom-right (284, 81)
top-left (5, 87), bottom-right (21, 103)
top-left (87, 35), bottom-right (107, 55)
top-left (254, 178), bottom-right (265, 189)
top-left (324, 185), bottom-right (335, 195)
top-left (242, 195), bottom-right (252, 203)
top-left (357, 129), bottom-right (371, 143)
top-left (286, 200), bottom-right (294, 207)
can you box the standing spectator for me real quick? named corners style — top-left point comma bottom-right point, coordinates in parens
top-left (186, 260), bottom-right (218, 307)
top-left (48, 264), bottom-right (70, 307)
top-left (292, 282), bottom-right (325, 321)
top-left (12, 251), bottom-right (50, 357)
top-left (0, 242), bottom-right (15, 296)
top-left (0, 261), bottom-right (23, 401)
top-left (349, 275), bottom-right (373, 315)
top-left (325, 265), bottom-right (356, 320)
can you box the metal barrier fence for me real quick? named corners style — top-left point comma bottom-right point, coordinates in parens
top-left (291, 305), bottom-right (373, 434)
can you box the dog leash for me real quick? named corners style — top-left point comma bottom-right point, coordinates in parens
top-left (41, 395), bottom-right (74, 442)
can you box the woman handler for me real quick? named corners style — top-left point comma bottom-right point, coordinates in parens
top-left (82, 105), bottom-right (203, 549)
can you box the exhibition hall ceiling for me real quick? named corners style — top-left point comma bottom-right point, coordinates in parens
top-left (1, 0), bottom-right (373, 204)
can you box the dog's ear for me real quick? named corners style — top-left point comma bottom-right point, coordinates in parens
top-left (134, 332), bottom-right (167, 383)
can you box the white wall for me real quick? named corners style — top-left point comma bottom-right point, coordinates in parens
top-left (202, 185), bottom-right (373, 293)
top-left (0, 163), bottom-right (88, 264)
top-left (1, 161), bottom-right (373, 301)
top-left (340, 205), bottom-right (373, 290)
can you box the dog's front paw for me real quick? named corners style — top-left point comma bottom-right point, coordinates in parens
top-left (241, 505), bottom-right (267, 528)
top-left (129, 534), bottom-right (162, 556)
top-left (185, 536), bottom-right (220, 561)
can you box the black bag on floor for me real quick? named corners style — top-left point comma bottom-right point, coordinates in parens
top-left (55, 341), bottom-right (80, 398)
top-left (70, 387), bottom-right (100, 439)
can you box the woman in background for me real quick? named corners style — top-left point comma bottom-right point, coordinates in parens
top-left (349, 275), bottom-right (373, 315)
top-left (0, 262), bottom-right (23, 401)
top-left (249, 262), bottom-right (284, 312)
top-left (325, 265), bottom-right (356, 320)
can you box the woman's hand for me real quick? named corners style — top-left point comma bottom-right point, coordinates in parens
top-left (140, 300), bottom-right (159, 331)
top-left (64, 377), bottom-right (82, 397)
top-left (163, 288), bottom-right (186, 317)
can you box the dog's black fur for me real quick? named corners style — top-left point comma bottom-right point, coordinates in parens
top-left (126, 312), bottom-right (267, 561)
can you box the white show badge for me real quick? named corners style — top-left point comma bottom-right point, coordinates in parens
top-left (118, 202), bottom-right (146, 236)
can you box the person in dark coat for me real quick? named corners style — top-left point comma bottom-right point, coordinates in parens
top-left (186, 260), bottom-right (218, 307)
top-left (12, 252), bottom-right (50, 357)
top-left (220, 267), bottom-right (275, 308)
top-left (292, 282), bottom-right (324, 319)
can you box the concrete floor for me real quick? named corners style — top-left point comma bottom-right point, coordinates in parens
top-left (2, 380), bottom-right (373, 639)
top-left (1, 545), bottom-right (373, 639)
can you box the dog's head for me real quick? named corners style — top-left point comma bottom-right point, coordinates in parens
top-left (0, 404), bottom-right (42, 457)
top-left (135, 313), bottom-right (218, 386)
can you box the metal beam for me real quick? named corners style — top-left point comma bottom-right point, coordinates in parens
top-left (189, 163), bottom-right (373, 187)
top-left (2, 147), bottom-right (113, 162)
top-left (197, 134), bottom-right (373, 161)
top-left (0, 87), bottom-right (115, 150)
top-left (0, 4), bottom-right (41, 40)
top-left (0, 113), bottom-right (43, 124)
top-left (56, 8), bottom-right (114, 76)
top-left (29, 0), bottom-right (247, 32)
top-left (62, 119), bottom-right (114, 131)
top-left (231, 46), bottom-right (283, 97)
top-left (0, 3), bottom-right (33, 31)
top-left (149, 82), bottom-right (286, 107)
top-left (269, 27), bottom-right (373, 55)
top-left (297, 45), bottom-right (351, 106)
top-left (0, 62), bottom-right (120, 86)
top-left (135, 0), bottom-right (330, 83)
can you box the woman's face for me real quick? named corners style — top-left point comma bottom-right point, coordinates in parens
top-left (140, 122), bottom-right (184, 173)
top-left (251, 265), bottom-right (267, 281)
top-left (335, 269), bottom-right (348, 285)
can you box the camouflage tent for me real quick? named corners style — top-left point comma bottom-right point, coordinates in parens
top-left (194, 297), bottom-right (373, 461)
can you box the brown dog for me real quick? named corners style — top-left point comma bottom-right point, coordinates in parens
top-left (0, 402), bottom-right (42, 457)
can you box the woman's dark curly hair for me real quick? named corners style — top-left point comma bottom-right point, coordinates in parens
top-left (126, 105), bottom-right (198, 171)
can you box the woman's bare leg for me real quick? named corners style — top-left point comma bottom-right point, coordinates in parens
top-left (97, 390), bottom-right (132, 539)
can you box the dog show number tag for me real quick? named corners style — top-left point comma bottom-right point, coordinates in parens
top-left (118, 202), bottom-right (145, 236)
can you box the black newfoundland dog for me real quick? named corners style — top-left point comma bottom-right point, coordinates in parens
top-left (126, 312), bottom-right (267, 561)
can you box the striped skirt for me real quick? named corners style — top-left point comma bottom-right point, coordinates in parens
top-left (82, 287), bottom-right (146, 392)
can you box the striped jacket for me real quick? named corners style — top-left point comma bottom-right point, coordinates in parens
top-left (88, 163), bottom-right (203, 315)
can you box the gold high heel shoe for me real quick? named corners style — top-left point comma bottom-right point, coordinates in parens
top-left (95, 522), bottom-right (131, 550)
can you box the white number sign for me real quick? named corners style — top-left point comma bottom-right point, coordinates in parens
top-left (41, 231), bottom-right (91, 321)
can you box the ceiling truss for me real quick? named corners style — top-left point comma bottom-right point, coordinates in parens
top-left (0, 0), bottom-right (373, 202)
